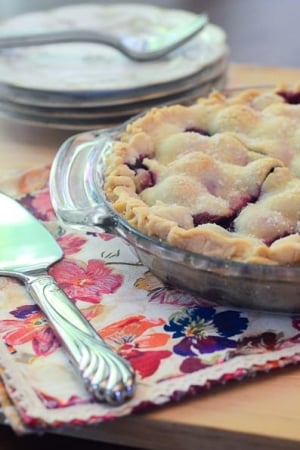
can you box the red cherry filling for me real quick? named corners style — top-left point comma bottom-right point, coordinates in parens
top-left (128, 152), bottom-right (290, 247)
top-left (264, 232), bottom-right (291, 247)
top-left (193, 192), bottom-right (258, 230)
top-left (126, 156), bottom-right (155, 192)
top-left (184, 127), bottom-right (211, 136)
top-left (192, 212), bottom-right (235, 229)
top-left (277, 90), bottom-right (300, 104)
top-left (127, 155), bottom-right (149, 172)
top-left (135, 169), bottom-right (155, 191)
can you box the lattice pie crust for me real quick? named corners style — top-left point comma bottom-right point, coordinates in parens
top-left (104, 87), bottom-right (300, 265)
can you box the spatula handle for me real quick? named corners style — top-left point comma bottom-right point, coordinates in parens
top-left (25, 273), bottom-right (135, 405)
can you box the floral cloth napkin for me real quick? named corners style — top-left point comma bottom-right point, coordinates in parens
top-left (1, 165), bottom-right (300, 434)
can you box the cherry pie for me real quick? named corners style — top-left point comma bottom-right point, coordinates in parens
top-left (104, 87), bottom-right (300, 265)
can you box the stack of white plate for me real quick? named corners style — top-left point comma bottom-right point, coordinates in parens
top-left (0, 3), bottom-right (229, 130)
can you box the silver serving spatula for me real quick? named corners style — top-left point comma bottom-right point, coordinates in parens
top-left (0, 192), bottom-right (135, 405)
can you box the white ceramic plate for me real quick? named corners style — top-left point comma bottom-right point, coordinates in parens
top-left (0, 74), bottom-right (227, 130)
top-left (0, 3), bottom-right (228, 94)
top-left (0, 55), bottom-right (228, 109)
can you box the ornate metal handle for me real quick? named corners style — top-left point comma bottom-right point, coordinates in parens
top-left (25, 272), bottom-right (135, 405)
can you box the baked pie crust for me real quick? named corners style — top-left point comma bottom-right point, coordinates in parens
top-left (104, 87), bottom-right (300, 265)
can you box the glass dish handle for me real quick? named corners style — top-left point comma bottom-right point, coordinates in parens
top-left (49, 128), bottom-right (118, 232)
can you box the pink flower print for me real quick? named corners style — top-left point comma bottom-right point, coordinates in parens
top-left (32, 189), bottom-right (55, 220)
top-left (135, 271), bottom-right (208, 307)
top-left (125, 348), bottom-right (172, 378)
top-left (80, 304), bottom-right (104, 321)
top-left (57, 233), bottom-right (87, 256)
top-left (97, 232), bottom-right (115, 241)
top-left (292, 317), bottom-right (300, 331)
top-left (86, 231), bottom-right (115, 241)
top-left (148, 288), bottom-right (204, 307)
top-left (100, 315), bottom-right (171, 378)
top-left (18, 166), bottom-right (50, 194)
top-left (290, 317), bottom-right (300, 344)
top-left (0, 305), bottom-right (60, 356)
top-left (20, 189), bottom-right (56, 221)
top-left (49, 259), bottom-right (123, 304)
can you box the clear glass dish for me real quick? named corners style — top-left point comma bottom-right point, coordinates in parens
top-left (49, 126), bottom-right (300, 314)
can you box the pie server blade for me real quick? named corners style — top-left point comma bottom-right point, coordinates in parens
top-left (0, 192), bottom-right (135, 405)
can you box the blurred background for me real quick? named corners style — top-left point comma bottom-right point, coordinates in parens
top-left (0, 0), bottom-right (299, 68)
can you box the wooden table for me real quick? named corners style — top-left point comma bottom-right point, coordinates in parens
top-left (2, 63), bottom-right (300, 450)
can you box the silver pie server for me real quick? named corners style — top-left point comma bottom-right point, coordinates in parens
top-left (0, 192), bottom-right (135, 405)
